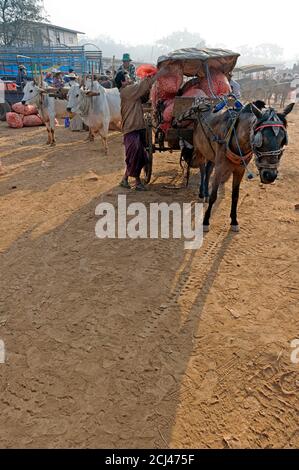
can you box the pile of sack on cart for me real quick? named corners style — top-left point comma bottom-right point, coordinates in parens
top-left (137, 49), bottom-right (235, 133)
top-left (6, 103), bottom-right (44, 129)
top-left (152, 64), bottom-right (231, 132)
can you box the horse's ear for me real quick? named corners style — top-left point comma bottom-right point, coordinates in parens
top-left (251, 103), bottom-right (263, 118)
top-left (282, 102), bottom-right (295, 117)
top-left (253, 100), bottom-right (266, 111)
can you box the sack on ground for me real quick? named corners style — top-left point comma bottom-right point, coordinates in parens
top-left (6, 112), bottom-right (24, 128)
top-left (23, 115), bottom-right (43, 127)
top-left (12, 102), bottom-right (38, 116)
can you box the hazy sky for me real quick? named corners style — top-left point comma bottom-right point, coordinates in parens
top-left (43, 0), bottom-right (298, 59)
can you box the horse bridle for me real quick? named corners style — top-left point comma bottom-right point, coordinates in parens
top-left (252, 110), bottom-right (288, 170)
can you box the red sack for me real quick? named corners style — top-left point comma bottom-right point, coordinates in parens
top-left (160, 122), bottom-right (171, 133)
top-left (6, 112), bottom-right (24, 128)
top-left (12, 102), bottom-right (38, 116)
top-left (5, 83), bottom-right (17, 91)
top-left (23, 114), bottom-right (43, 127)
top-left (136, 64), bottom-right (158, 78)
top-left (156, 64), bottom-right (183, 100)
top-left (199, 69), bottom-right (231, 97)
top-left (163, 99), bottom-right (175, 123)
top-left (183, 87), bottom-right (208, 98)
top-left (150, 82), bottom-right (159, 107)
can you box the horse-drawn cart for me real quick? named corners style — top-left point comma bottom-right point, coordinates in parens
top-left (233, 64), bottom-right (276, 103)
top-left (142, 47), bottom-right (240, 184)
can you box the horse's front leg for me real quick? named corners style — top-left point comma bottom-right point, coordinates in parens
top-left (230, 168), bottom-right (245, 232)
top-left (203, 176), bottom-right (220, 232)
top-left (199, 163), bottom-right (206, 201)
top-left (204, 160), bottom-right (214, 202)
top-left (203, 150), bottom-right (232, 231)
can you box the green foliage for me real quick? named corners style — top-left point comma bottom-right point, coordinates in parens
top-left (0, 0), bottom-right (47, 46)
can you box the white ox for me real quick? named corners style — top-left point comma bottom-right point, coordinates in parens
top-left (22, 81), bottom-right (68, 146)
top-left (67, 81), bottom-right (121, 154)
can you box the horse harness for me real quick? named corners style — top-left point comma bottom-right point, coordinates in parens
top-left (176, 101), bottom-right (288, 169)
top-left (198, 106), bottom-right (253, 167)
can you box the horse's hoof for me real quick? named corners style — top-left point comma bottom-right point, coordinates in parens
top-left (203, 225), bottom-right (210, 233)
top-left (50, 143), bottom-right (56, 147)
top-left (231, 225), bottom-right (240, 233)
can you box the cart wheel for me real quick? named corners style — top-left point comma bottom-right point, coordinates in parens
top-left (143, 114), bottom-right (154, 185)
top-left (144, 145), bottom-right (153, 185)
top-left (0, 102), bottom-right (11, 121)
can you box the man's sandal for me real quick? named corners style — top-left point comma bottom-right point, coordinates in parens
top-left (119, 180), bottom-right (131, 189)
top-left (135, 183), bottom-right (147, 191)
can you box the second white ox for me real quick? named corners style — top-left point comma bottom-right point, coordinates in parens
top-left (67, 81), bottom-right (121, 154)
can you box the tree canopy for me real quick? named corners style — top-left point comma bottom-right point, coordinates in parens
top-left (0, 0), bottom-right (47, 46)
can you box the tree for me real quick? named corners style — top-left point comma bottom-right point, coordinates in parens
top-left (0, 0), bottom-right (47, 46)
top-left (80, 30), bottom-right (208, 64)
top-left (155, 30), bottom-right (206, 52)
top-left (237, 43), bottom-right (284, 65)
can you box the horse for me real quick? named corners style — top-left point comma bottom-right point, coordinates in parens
top-left (181, 100), bottom-right (294, 232)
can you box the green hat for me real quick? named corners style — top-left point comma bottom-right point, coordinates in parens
top-left (122, 53), bottom-right (132, 62)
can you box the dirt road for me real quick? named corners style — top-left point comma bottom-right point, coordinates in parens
top-left (0, 111), bottom-right (298, 448)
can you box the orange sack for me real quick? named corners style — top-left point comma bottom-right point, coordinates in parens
top-left (12, 102), bottom-right (38, 116)
top-left (5, 83), bottom-right (17, 91)
top-left (23, 115), bottom-right (44, 127)
top-left (6, 112), bottom-right (24, 128)
top-left (136, 64), bottom-right (158, 78)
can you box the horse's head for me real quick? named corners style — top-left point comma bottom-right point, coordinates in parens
top-left (252, 103), bottom-right (294, 184)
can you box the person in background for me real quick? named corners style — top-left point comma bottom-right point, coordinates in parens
top-left (44, 72), bottom-right (53, 85)
top-left (52, 70), bottom-right (64, 89)
top-left (118, 53), bottom-right (137, 82)
top-left (227, 72), bottom-right (241, 99)
top-left (16, 65), bottom-right (27, 90)
top-left (98, 74), bottom-right (113, 89)
top-left (65, 72), bottom-right (79, 86)
top-left (64, 68), bottom-right (75, 84)
top-left (115, 67), bottom-right (166, 191)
